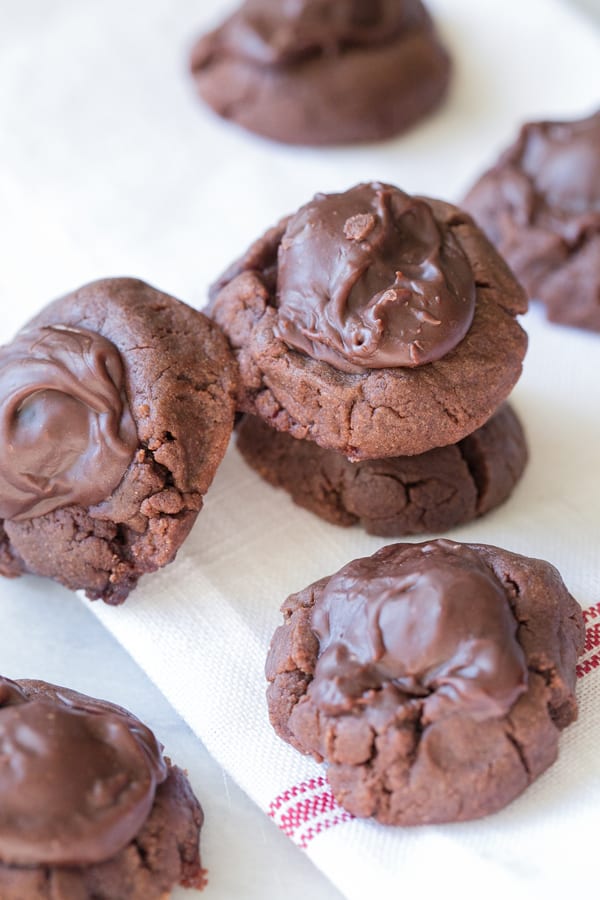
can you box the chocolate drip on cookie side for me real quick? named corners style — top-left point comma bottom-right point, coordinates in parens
top-left (0, 325), bottom-right (137, 521)
top-left (310, 541), bottom-right (528, 723)
top-left (0, 676), bottom-right (167, 867)
top-left (275, 183), bottom-right (477, 373)
top-left (220, 0), bottom-right (429, 65)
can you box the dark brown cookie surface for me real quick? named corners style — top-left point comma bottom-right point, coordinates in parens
top-left (190, 0), bottom-right (450, 146)
top-left (208, 183), bottom-right (527, 460)
top-left (0, 277), bottom-right (237, 604)
top-left (266, 540), bottom-right (583, 825)
top-left (464, 110), bottom-right (600, 331)
top-left (236, 403), bottom-right (527, 536)
top-left (0, 677), bottom-right (206, 899)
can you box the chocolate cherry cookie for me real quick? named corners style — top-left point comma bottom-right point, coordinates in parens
top-left (0, 278), bottom-right (237, 603)
top-left (208, 182), bottom-right (528, 460)
top-left (190, 0), bottom-right (451, 146)
top-left (237, 403), bottom-right (527, 536)
top-left (464, 109), bottom-right (600, 331)
top-left (266, 540), bottom-right (583, 825)
top-left (0, 676), bottom-right (206, 899)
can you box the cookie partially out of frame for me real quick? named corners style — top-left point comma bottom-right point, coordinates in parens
top-left (0, 676), bottom-right (206, 899)
top-left (190, 0), bottom-right (451, 146)
top-left (266, 540), bottom-right (583, 825)
top-left (0, 278), bottom-right (237, 604)
top-left (464, 109), bottom-right (600, 331)
top-left (208, 182), bottom-right (527, 460)
top-left (237, 403), bottom-right (527, 536)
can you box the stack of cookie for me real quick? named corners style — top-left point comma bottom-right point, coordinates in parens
top-left (208, 181), bottom-right (529, 537)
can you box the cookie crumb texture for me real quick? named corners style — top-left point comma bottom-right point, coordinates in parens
top-left (236, 403), bottom-right (528, 535)
top-left (209, 184), bottom-right (527, 460)
top-left (190, 0), bottom-right (451, 146)
top-left (0, 678), bottom-right (206, 899)
top-left (464, 109), bottom-right (600, 331)
top-left (266, 541), bottom-right (583, 824)
top-left (0, 278), bottom-right (237, 603)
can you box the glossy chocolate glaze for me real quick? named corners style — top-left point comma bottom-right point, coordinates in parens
top-left (472, 111), bottom-right (600, 244)
top-left (0, 325), bottom-right (137, 521)
top-left (310, 540), bottom-right (528, 723)
top-left (515, 112), bottom-right (600, 222)
top-left (276, 183), bottom-right (476, 372)
top-left (0, 677), bottom-right (167, 867)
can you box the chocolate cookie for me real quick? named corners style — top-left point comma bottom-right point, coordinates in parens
top-left (0, 676), bottom-right (206, 898)
top-left (266, 540), bottom-right (583, 825)
top-left (0, 278), bottom-right (237, 604)
top-left (190, 0), bottom-right (451, 146)
top-left (464, 110), bottom-right (600, 331)
top-left (237, 403), bottom-right (527, 536)
top-left (208, 182), bottom-right (528, 460)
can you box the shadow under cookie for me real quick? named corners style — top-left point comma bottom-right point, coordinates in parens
top-left (236, 404), bottom-right (528, 536)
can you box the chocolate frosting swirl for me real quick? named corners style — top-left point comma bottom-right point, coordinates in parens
top-left (0, 677), bottom-right (168, 867)
top-left (310, 540), bottom-right (528, 723)
top-left (275, 183), bottom-right (476, 372)
top-left (0, 324), bottom-right (137, 521)
top-left (222, 0), bottom-right (427, 66)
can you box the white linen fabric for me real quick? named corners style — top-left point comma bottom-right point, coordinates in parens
top-left (0, 1), bottom-right (599, 898)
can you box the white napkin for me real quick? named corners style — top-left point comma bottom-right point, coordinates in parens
top-left (89, 306), bottom-right (600, 900)
top-left (1, 1), bottom-right (599, 898)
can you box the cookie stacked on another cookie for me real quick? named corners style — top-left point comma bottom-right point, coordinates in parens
top-left (209, 181), bottom-right (528, 536)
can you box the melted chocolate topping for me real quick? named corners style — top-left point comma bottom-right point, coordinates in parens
top-left (275, 183), bottom-right (476, 373)
top-left (519, 112), bottom-right (600, 217)
top-left (0, 324), bottom-right (137, 521)
top-left (310, 541), bottom-right (528, 723)
top-left (0, 677), bottom-right (167, 867)
top-left (485, 111), bottom-right (600, 246)
top-left (222, 0), bottom-right (427, 66)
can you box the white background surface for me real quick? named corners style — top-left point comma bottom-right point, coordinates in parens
top-left (0, 2), bottom-right (599, 899)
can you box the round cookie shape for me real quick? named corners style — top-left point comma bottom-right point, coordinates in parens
top-left (190, 0), bottom-right (451, 146)
top-left (208, 183), bottom-right (528, 460)
top-left (236, 403), bottom-right (528, 535)
top-left (463, 109), bottom-right (600, 331)
top-left (0, 278), bottom-right (238, 604)
top-left (0, 678), bottom-right (206, 898)
top-left (266, 540), bottom-right (583, 825)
